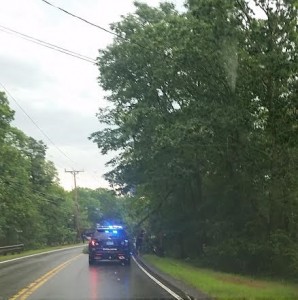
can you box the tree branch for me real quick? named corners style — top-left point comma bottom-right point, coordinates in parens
top-left (135, 189), bottom-right (173, 228)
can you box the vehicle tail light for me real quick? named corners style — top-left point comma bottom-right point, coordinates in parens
top-left (90, 239), bottom-right (96, 247)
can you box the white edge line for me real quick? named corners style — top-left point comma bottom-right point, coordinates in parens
top-left (132, 256), bottom-right (184, 300)
top-left (0, 244), bottom-right (85, 264)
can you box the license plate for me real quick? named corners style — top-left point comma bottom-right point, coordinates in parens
top-left (106, 241), bottom-right (114, 246)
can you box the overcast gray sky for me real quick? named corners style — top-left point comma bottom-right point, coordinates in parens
top-left (0, 0), bottom-right (184, 190)
top-left (0, 0), bottom-right (263, 191)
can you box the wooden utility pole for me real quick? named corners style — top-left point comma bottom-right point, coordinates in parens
top-left (65, 169), bottom-right (84, 240)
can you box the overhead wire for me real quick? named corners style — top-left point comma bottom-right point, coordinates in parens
top-left (39, 0), bottom-right (123, 188)
top-left (38, 0), bottom-right (296, 185)
top-left (0, 4), bottom-right (119, 190)
top-left (38, 0), bottom-right (298, 206)
top-left (0, 24), bottom-right (96, 64)
top-left (0, 82), bottom-right (102, 188)
top-left (0, 81), bottom-right (77, 170)
top-left (38, 0), bottom-right (201, 110)
top-left (38, 0), bottom-right (184, 188)
top-left (40, 0), bottom-right (148, 50)
top-left (0, 82), bottom-right (102, 189)
top-left (39, 0), bottom-right (219, 92)
top-left (4, 2), bottom-right (292, 195)
top-left (41, 0), bottom-right (126, 39)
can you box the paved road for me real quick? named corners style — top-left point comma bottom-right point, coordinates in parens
top-left (0, 246), bottom-right (177, 299)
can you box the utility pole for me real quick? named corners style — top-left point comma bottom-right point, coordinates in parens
top-left (65, 169), bottom-right (84, 241)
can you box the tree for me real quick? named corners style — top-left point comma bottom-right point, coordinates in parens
top-left (91, 0), bottom-right (298, 276)
top-left (0, 91), bottom-right (76, 247)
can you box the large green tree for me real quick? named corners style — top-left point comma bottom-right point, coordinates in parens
top-left (91, 0), bottom-right (298, 276)
top-left (0, 91), bottom-right (76, 247)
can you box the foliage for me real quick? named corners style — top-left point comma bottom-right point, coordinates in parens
top-left (91, 0), bottom-right (298, 277)
top-left (77, 187), bottom-right (140, 237)
top-left (0, 92), bottom-right (76, 248)
top-left (144, 255), bottom-right (298, 300)
top-left (0, 91), bottom-right (132, 249)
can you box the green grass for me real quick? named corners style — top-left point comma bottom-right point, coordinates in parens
top-left (143, 255), bottom-right (298, 300)
top-left (0, 243), bottom-right (83, 262)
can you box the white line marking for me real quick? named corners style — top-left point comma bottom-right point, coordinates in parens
top-left (132, 256), bottom-right (184, 300)
top-left (0, 245), bottom-right (84, 264)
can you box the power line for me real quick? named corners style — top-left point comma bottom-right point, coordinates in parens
top-left (0, 24), bottom-right (96, 64)
top-left (41, 0), bottom-right (122, 38)
top-left (0, 84), bottom-right (105, 189)
top-left (0, 81), bottom-right (77, 169)
top-left (38, 0), bottom-right (203, 85)
top-left (40, 0), bottom-right (148, 50)
top-left (39, 0), bottom-right (221, 95)
top-left (39, 0), bottom-right (233, 109)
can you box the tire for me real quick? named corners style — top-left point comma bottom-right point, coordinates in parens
top-left (124, 257), bottom-right (131, 266)
top-left (89, 256), bottom-right (95, 265)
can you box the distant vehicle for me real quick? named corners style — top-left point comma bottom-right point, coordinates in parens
top-left (88, 225), bottom-right (131, 266)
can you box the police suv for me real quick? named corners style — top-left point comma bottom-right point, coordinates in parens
top-left (88, 225), bottom-right (131, 266)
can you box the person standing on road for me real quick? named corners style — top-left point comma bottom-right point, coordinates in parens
top-left (135, 229), bottom-right (145, 256)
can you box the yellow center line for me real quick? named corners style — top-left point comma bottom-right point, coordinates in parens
top-left (9, 254), bottom-right (82, 300)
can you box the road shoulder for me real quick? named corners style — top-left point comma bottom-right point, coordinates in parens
top-left (134, 254), bottom-right (211, 300)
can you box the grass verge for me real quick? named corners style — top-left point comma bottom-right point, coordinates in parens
top-left (0, 243), bottom-right (83, 262)
top-left (143, 255), bottom-right (298, 300)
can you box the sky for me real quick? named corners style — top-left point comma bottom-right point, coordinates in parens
top-left (0, 0), bottom-right (184, 190)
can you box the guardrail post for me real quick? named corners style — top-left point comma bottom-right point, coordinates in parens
top-left (0, 244), bottom-right (24, 255)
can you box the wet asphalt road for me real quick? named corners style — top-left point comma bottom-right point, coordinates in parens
top-left (0, 246), bottom-right (175, 300)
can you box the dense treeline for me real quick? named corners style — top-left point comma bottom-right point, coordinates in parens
top-left (0, 92), bottom-right (125, 249)
top-left (0, 91), bottom-right (77, 247)
top-left (77, 187), bottom-right (126, 230)
top-left (91, 0), bottom-right (298, 277)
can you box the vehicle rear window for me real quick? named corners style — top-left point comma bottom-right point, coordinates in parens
top-left (95, 229), bottom-right (126, 239)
